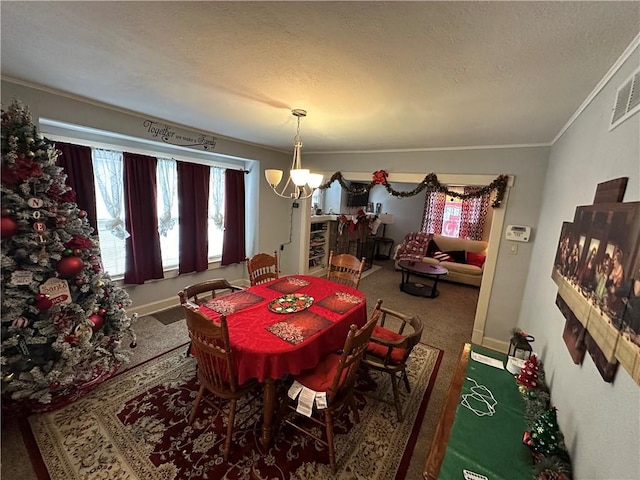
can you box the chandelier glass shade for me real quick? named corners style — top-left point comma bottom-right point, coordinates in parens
top-left (265, 109), bottom-right (323, 199)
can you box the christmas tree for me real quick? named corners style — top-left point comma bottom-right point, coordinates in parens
top-left (517, 354), bottom-right (540, 389)
top-left (528, 407), bottom-right (565, 457)
top-left (1, 99), bottom-right (136, 410)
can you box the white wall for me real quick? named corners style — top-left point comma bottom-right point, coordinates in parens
top-left (518, 46), bottom-right (640, 479)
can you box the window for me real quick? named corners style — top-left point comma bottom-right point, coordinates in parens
top-left (421, 186), bottom-right (489, 240)
top-left (207, 167), bottom-right (225, 259)
top-left (157, 157), bottom-right (179, 269)
top-left (91, 148), bottom-right (226, 278)
top-left (92, 149), bottom-right (127, 276)
top-left (441, 195), bottom-right (462, 238)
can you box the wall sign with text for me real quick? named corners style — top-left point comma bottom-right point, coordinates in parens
top-left (141, 120), bottom-right (217, 151)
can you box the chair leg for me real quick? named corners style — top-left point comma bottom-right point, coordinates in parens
top-left (390, 373), bottom-right (403, 422)
top-left (401, 368), bottom-right (411, 392)
top-left (189, 385), bottom-right (205, 424)
top-left (325, 410), bottom-right (337, 474)
top-left (349, 393), bottom-right (360, 424)
top-left (224, 399), bottom-right (237, 461)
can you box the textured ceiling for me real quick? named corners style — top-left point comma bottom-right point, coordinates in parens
top-left (1, 1), bottom-right (639, 153)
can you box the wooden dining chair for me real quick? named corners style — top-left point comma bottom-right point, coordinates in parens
top-left (245, 251), bottom-right (279, 286)
top-left (182, 303), bottom-right (262, 461)
top-left (362, 307), bottom-right (424, 421)
top-left (281, 299), bottom-right (383, 474)
top-left (178, 278), bottom-right (243, 306)
top-left (326, 251), bottom-right (366, 289)
top-left (178, 278), bottom-right (244, 356)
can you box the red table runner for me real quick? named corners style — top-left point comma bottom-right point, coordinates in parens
top-left (199, 275), bottom-right (367, 383)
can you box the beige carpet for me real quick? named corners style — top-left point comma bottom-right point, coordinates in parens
top-left (1, 260), bottom-right (477, 480)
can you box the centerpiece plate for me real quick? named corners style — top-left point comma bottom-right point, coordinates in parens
top-left (268, 293), bottom-right (314, 314)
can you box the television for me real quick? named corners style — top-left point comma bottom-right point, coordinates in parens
top-left (347, 182), bottom-right (370, 207)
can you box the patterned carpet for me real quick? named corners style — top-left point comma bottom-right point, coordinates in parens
top-left (26, 342), bottom-right (442, 480)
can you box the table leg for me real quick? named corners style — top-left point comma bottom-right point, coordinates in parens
top-left (261, 377), bottom-right (276, 449)
top-left (430, 275), bottom-right (441, 298)
top-left (400, 269), bottom-right (409, 291)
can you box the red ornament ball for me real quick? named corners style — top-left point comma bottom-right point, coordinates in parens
top-left (75, 278), bottom-right (85, 286)
top-left (78, 210), bottom-right (87, 218)
top-left (1, 216), bottom-right (19, 238)
top-left (88, 314), bottom-right (104, 332)
top-left (35, 293), bottom-right (53, 311)
top-left (98, 308), bottom-right (107, 316)
top-left (56, 256), bottom-right (84, 278)
top-left (92, 264), bottom-right (101, 273)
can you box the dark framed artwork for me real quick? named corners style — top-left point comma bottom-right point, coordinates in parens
top-left (552, 198), bottom-right (640, 384)
top-left (585, 331), bottom-right (619, 383)
top-left (557, 294), bottom-right (586, 365)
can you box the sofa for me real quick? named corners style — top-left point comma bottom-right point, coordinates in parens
top-left (393, 233), bottom-right (488, 287)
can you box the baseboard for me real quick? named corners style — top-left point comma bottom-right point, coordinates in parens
top-left (129, 278), bottom-right (247, 317)
top-left (480, 336), bottom-right (509, 354)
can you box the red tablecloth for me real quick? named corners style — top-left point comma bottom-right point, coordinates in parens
top-left (199, 275), bottom-right (367, 384)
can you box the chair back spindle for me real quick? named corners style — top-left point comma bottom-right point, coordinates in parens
top-left (246, 251), bottom-right (279, 286)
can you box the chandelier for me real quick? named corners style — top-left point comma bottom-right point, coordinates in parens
top-left (265, 109), bottom-right (323, 199)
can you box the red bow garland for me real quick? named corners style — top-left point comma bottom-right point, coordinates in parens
top-left (372, 170), bottom-right (388, 185)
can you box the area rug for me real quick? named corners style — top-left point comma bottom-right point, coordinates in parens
top-left (25, 343), bottom-right (442, 480)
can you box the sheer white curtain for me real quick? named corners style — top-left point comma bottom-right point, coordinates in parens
top-left (92, 148), bottom-right (129, 239)
top-left (157, 157), bottom-right (177, 236)
top-left (209, 166), bottom-right (224, 229)
top-left (207, 166), bottom-right (225, 258)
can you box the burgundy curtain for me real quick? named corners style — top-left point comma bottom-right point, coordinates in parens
top-left (123, 153), bottom-right (163, 284)
top-left (420, 191), bottom-right (446, 234)
top-left (177, 161), bottom-right (210, 274)
top-left (55, 142), bottom-right (98, 233)
top-left (221, 169), bottom-right (246, 266)
top-left (459, 187), bottom-right (489, 240)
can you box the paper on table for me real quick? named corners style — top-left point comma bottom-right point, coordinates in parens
top-left (471, 351), bottom-right (504, 370)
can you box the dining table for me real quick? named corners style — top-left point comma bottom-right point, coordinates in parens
top-left (198, 274), bottom-right (368, 449)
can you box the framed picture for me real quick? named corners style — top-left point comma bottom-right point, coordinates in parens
top-left (585, 331), bottom-right (619, 383)
top-left (558, 294), bottom-right (586, 364)
top-left (553, 221), bottom-right (574, 277)
top-left (553, 200), bottom-right (640, 384)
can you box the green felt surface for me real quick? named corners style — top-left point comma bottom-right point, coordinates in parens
top-left (438, 345), bottom-right (532, 480)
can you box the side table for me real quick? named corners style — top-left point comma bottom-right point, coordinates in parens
top-left (373, 237), bottom-right (394, 260)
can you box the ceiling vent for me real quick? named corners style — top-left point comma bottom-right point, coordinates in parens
top-left (610, 66), bottom-right (640, 130)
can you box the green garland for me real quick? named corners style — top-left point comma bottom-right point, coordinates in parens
top-left (317, 171), bottom-right (509, 208)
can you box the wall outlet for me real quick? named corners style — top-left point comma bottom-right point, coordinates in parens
top-left (508, 243), bottom-right (518, 254)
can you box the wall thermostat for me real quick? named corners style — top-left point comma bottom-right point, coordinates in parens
top-left (505, 225), bottom-right (531, 242)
